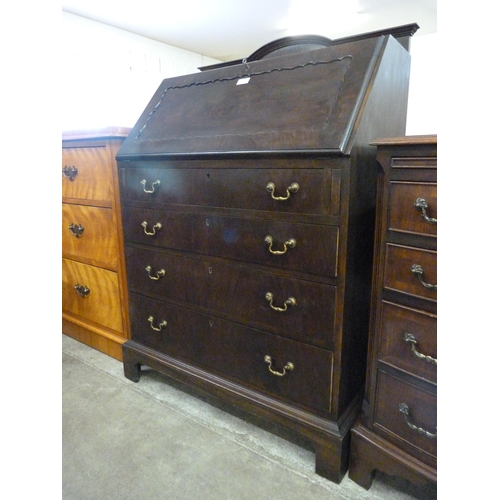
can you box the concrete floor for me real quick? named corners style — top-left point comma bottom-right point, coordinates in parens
top-left (62, 334), bottom-right (437, 500)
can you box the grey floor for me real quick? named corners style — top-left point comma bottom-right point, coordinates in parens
top-left (62, 334), bottom-right (437, 500)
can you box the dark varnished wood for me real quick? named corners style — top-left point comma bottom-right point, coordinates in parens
top-left (374, 369), bottom-right (436, 463)
top-left (118, 37), bottom-right (407, 157)
top-left (349, 421), bottom-right (437, 489)
top-left (388, 181), bottom-right (437, 237)
top-left (118, 34), bottom-right (414, 483)
top-left (125, 246), bottom-right (337, 350)
top-left (199, 23), bottom-right (419, 71)
top-left (123, 206), bottom-right (339, 278)
top-left (350, 136), bottom-right (437, 489)
top-left (120, 159), bottom-right (336, 216)
top-left (383, 244), bottom-right (437, 302)
top-left (122, 339), bottom-right (360, 483)
top-left (377, 301), bottom-right (437, 384)
top-left (128, 291), bottom-right (334, 414)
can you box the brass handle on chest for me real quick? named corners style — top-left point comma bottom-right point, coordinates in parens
top-left (404, 333), bottom-right (437, 365)
top-left (145, 265), bottom-right (165, 280)
top-left (148, 315), bottom-right (167, 331)
top-left (266, 182), bottom-right (299, 201)
top-left (68, 223), bottom-right (85, 238)
top-left (74, 284), bottom-right (90, 298)
top-left (142, 221), bottom-right (162, 236)
top-left (410, 264), bottom-right (437, 290)
top-left (398, 403), bottom-right (436, 439)
top-left (264, 355), bottom-right (294, 377)
top-left (265, 235), bottom-right (296, 255)
top-left (414, 198), bottom-right (437, 224)
top-left (265, 292), bottom-right (296, 312)
top-left (62, 166), bottom-right (78, 181)
top-left (140, 179), bottom-right (160, 193)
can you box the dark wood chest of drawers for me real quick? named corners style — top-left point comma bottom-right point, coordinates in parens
top-left (349, 136), bottom-right (437, 488)
top-left (117, 34), bottom-right (412, 483)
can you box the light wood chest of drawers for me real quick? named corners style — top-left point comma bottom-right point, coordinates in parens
top-left (62, 127), bottom-right (131, 360)
top-left (349, 135), bottom-right (437, 488)
top-left (117, 33), bottom-right (413, 483)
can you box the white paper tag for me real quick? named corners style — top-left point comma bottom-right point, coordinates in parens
top-left (237, 77), bottom-right (251, 85)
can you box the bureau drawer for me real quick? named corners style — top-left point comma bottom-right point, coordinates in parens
top-left (384, 244), bottom-right (437, 302)
top-left (129, 292), bottom-right (334, 414)
top-left (389, 181), bottom-right (437, 237)
top-left (121, 164), bottom-right (335, 215)
top-left (62, 203), bottom-right (119, 268)
top-left (374, 370), bottom-right (436, 463)
top-left (209, 215), bottom-right (339, 278)
top-left (122, 207), bottom-right (209, 255)
top-left (62, 146), bottom-right (113, 204)
top-left (123, 207), bottom-right (339, 277)
top-left (126, 247), bottom-right (337, 349)
top-left (62, 258), bottom-right (123, 333)
top-left (378, 301), bottom-right (437, 383)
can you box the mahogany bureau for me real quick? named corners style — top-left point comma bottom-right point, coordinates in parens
top-left (349, 136), bottom-right (437, 488)
top-left (62, 127), bottom-right (131, 360)
top-left (117, 33), bottom-right (413, 483)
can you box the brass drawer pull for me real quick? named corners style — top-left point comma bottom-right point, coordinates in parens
top-left (74, 284), bottom-right (90, 298)
top-left (142, 221), bottom-right (162, 236)
top-left (265, 235), bottom-right (296, 255)
top-left (145, 265), bottom-right (165, 280)
top-left (265, 292), bottom-right (296, 312)
top-left (264, 355), bottom-right (294, 377)
top-left (398, 403), bottom-right (436, 439)
top-left (140, 179), bottom-right (160, 194)
top-left (403, 333), bottom-right (437, 365)
top-left (266, 182), bottom-right (299, 201)
top-left (414, 198), bottom-right (437, 224)
top-left (148, 315), bottom-right (167, 331)
top-left (68, 223), bottom-right (85, 238)
top-left (410, 264), bottom-right (437, 290)
top-left (62, 166), bottom-right (78, 181)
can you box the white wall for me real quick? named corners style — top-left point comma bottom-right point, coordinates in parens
top-left (62, 12), bottom-right (437, 134)
top-left (61, 12), bottom-right (221, 130)
top-left (406, 33), bottom-right (438, 135)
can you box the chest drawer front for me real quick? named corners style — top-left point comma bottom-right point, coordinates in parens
top-left (384, 244), bottom-right (437, 302)
top-left (62, 258), bottom-right (123, 333)
top-left (374, 370), bottom-right (436, 463)
top-left (126, 247), bottom-right (336, 349)
top-left (123, 207), bottom-right (338, 278)
top-left (129, 292), bottom-right (333, 414)
top-left (391, 155), bottom-right (437, 170)
top-left (62, 204), bottom-right (119, 268)
top-left (62, 147), bottom-right (113, 204)
top-left (209, 216), bottom-right (339, 278)
top-left (378, 301), bottom-right (437, 383)
top-left (122, 207), bottom-right (209, 254)
top-left (122, 166), bottom-right (332, 215)
top-left (389, 182), bottom-right (437, 237)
